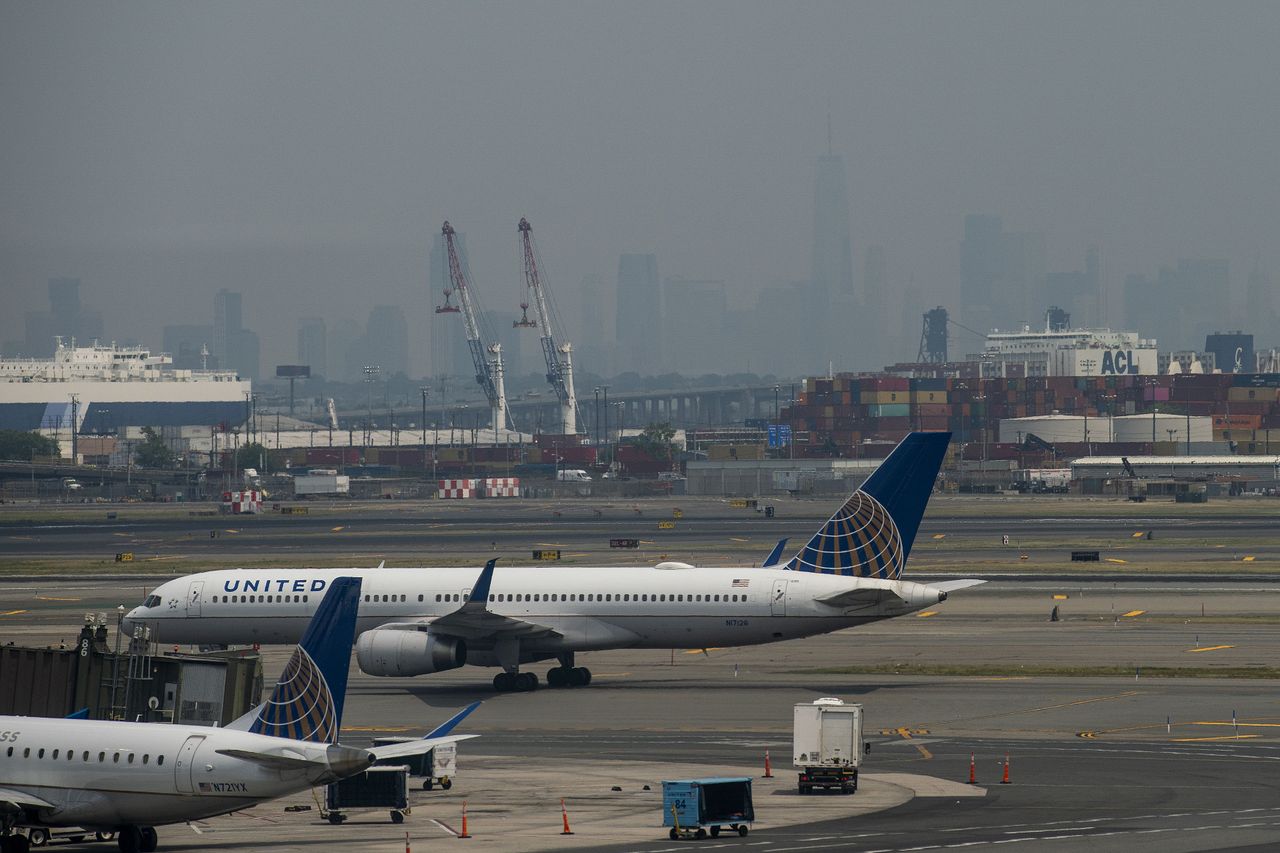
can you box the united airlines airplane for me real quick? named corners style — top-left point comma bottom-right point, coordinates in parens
top-left (125, 432), bottom-right (980, 694)
top-left (0, 579), bottom-right (478, 853)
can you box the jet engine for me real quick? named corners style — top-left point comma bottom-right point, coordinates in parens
top-left (356, 629), bottom-right (466, 676)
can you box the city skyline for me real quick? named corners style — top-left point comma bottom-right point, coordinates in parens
top-left (3, 3), bottom-right (1279, 379)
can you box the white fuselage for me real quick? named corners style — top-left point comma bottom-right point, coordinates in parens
top-left (0, 716), bottom-right (366, 829)
top-left (125, 566), bottom-right (945, 666)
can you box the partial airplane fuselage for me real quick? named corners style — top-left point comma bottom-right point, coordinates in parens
top-left (126, 564), bottom-right (947, 664)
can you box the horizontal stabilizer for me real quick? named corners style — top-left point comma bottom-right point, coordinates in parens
top-left (929, 579), bottom-right (986, 593)
top-left (814, 587), bottom-right (902, 609)
top-left (369, 733), bottom-right (478, 762)
top-left (215, 748), bottom-right (327, 770)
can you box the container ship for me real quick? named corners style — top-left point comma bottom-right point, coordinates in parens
top-left (0, 339), bottom-right (250, 432)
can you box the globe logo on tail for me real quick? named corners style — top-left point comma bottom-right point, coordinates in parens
top-left (248, 647), bottom-right (339, 743)
top-left (785, 490), bottom-right (904, 578)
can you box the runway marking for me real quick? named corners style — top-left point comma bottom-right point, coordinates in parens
top-left (430, 818), bottom-right (460, 837)
top-left (1121, 609), bottom-right (1145, 617)
top-left (224, 529), bottom-right (239, 534)
top-left (330, 526), bottom-right (345, 532)
top-left (1187, 644), bottom-right (1234, 653)
top-left (35, 596), bottom-right (81, 602)
top-left (916, 611), bottom-right (938, 618)
top-left (1106, 558), bottom-right (1128, 564)
top-left (8, 536), bottom-right (34, 541)
top-left (730, 537), bottom-right (750, 542)
top-left (1172, 735), bottom-right (1261, 742)
top-left (112, 532), bottom-right (131, 537)
top-left (0, 610), bottom-right (28, 617)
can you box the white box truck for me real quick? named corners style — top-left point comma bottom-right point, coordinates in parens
top-left (792, 698), bottom-right (865, 794)
top-left (294, 471), bottom-right (351, 497)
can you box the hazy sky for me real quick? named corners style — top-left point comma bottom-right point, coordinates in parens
top-left (3, 1), bottom-right (1278, 372)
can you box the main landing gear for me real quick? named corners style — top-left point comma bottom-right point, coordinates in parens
top-left (116, 826), bottom-right (157, 853)
top-left (546, 666), bottom-right (591, 688)
top-left (493, 671), bottom-right (539, 692)
top-left (0, 834), bottom-right (30, 853)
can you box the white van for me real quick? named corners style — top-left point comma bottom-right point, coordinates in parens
top-left (556, 469), bottom-right (592, 482)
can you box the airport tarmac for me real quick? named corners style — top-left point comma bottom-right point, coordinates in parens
top-left (3, 497), bottom-right (1280, 851)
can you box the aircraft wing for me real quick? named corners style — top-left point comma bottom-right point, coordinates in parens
top-left (0, 787), bottom-right (56, 810)
top-left (391, 560), bottom-right (560, 642)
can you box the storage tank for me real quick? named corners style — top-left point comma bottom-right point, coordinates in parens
top-left (998, 415), bottom-right (1110, 444)
top-left (1111, 413), bottom-right (1212, 444)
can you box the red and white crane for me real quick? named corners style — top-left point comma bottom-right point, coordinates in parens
top-left (515, 217), bottom-right (578, 435)
top-left (436, 221), bottom-right (508, 432)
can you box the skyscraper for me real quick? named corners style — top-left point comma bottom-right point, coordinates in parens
top-left (23, 278), bottom-right (104, 356)
top-left (362, 306), bottom-right (409, 377)
top-left (616, 253), bottom-right (661, 375)
top-left (663, 278), bottom-right (727, 375)
top-left (297, 317), bottom-right (327, 377)
top-left (811, 152), bottom-right (855, 302)
top-left (212, 289), bottom-right (260, 380)
top-left (960, 215), bottom-right (1045, 333)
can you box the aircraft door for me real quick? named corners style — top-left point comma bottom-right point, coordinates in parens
top-left (770, 580), bottom-right (787, 616)
top-left (174, 735), bottom-right (206, 794)
top-left (186, 581), bottom-right (204, 617)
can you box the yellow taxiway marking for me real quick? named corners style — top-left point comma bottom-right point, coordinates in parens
top-left (683, 647), bottom-right (723, 655)
top-left (224, 529), bottom-right (239, 534)
top-left (931, 533), bottom-right (945, 540)
top-left (1131, 531), bottom-right (1146, 538)
top-left (1053, 594), bottom-right (1068, 600)
top-left (915, 743), bottom-right (933, 759)
top-left (638, 540), bottom-right (655, 545)
top-left (112, 532), bottom-right (131, 537)
top-left (536, 543), bottom-right (569, 547)
top-left (1122, 610), bottom-right (1146, 618)
top-left (563, 553), bottom-right (589, 558)
top-left (730, 537), bottom-right (750, 542)
top-left (1191, 721), bottom-right (1280, 728)
top-left (916, 611), bottom-right (939, 618)
top-left (341, 725), bottom-right (415, 733)
top-left (330, 526), bottom-right (345, 532)
top-left (1188, 645), bottom-right (1234, 653)
top-left (1242, 556), bottom-right (1256, 562)
top-left (1172, 735), bottom-right (1260, 742)
top-left (973, 691), bottom-right (1142, 728)
top-left (0, 610), bottom-right (28, 617)
top-left (35, 596), bottom-right (81, 602)
top-left (1106, 558), bottom-right (1128, 564)
top-left (880, 727), bottom-right (930, 739)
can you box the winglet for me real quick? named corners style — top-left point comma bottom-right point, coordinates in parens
top-left (424, 701), bottom-right (482, 739)
top-left (763, 538), bottom-right (788, 567)
top-left (65, 707), bottom-right (89, 720)
top-left (248, 576), bottom-right (362, 743)
top-left (467, 559), bottom-right (497, 605)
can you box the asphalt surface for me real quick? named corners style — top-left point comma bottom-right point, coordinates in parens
top-left (3, 498), bottom-right (1280, 851)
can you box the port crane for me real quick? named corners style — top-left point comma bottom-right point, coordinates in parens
top-left (515, 217), bottom-right (578, 435)
top-left (436, 221), bottom-right (508, 432)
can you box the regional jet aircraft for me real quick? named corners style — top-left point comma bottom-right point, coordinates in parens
top-left (0, 579), bottom-right (478, 853)
top-left (125, 432), bottom-right (980, 694)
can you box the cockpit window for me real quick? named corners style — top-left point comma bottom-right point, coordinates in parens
top-left (144, 595), bottom-right (162, 608)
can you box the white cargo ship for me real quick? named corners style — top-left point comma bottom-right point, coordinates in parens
top-left (0, 339), bottom-right (250, 432)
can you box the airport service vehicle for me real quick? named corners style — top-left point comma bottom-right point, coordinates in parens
top-left (556, 468), bottom-right (592, 482)
top-left (293, 470), bottom-right (351, 497)
top-left (662, 777), bottom-right (754, 839)
top-left (793, 698), bottom-right (864, 794)
top-left (0, 579), bottom-right (479, 853)
top-left (124, 432), bottom-right (983, 694)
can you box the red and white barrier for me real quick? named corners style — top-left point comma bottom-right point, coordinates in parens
top-left (223, 489), bottom-right (264, 514)
top-left (482, 477), bottom-right (521, 498)
top-left (438, 479), bottom-right (477, 499)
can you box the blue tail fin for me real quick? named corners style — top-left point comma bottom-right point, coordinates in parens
top-left (785, 431), bottom-right (950, 577)
top-left (248, 576), bottom-right (362, 743)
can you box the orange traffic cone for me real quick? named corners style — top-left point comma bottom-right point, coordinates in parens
top-left (763, 749), bottom-right (773, 778)
top-left (406, 831), bottom-right (411, 853)
top-left (459, 800), bottom-right (471, 839)
top-left (968, 753), bottom-right (976, 784)
top-left (560, 799), bottom-right (574, 835)
top-left (1001, 754), bottom-right (1010, 784)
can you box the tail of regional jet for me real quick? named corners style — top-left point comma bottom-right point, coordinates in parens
top-left (246, 576), bottom-right (362, 743)
top-left (785, 431), bottom-right (950, 578)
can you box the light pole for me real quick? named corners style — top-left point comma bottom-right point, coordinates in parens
top-left (601, 386), bottom-right (609, 458)
top-left (773, 384), bottom-right (780, 421)
top-left (420, 386), bottom-right (430, 476)
top-left (593, 387), bottom-right (601, 448)
top-left (363, 365), bottom-right (380, 448)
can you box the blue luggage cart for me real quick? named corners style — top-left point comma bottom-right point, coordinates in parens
top-left (662, 777), bottom-right (754, 840)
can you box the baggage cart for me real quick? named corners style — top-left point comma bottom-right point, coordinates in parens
top-left (324, 765), bottom-right (410, 824)
top-left (661, 777), bottom-right (754, 840)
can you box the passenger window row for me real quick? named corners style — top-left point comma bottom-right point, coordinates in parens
top-left (6, 746), bottom-right (164, 766)
top-left (429, 592), bottom-right (747, 604)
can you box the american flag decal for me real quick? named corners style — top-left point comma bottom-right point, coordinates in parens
top-left (198, 782), bottom-right (211, 792)
top-left (732, 578), bottom-right (750, 588)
